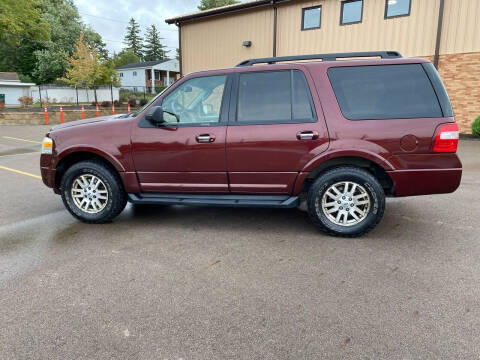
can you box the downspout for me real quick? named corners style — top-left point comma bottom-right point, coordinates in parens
top-left (433, 0), bottom-right (445, 69)
top-left (273, 3), bottom-right (278, 57)
top-left (177, 22), bottom-right (183, 76)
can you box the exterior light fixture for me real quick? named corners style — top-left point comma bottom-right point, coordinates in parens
top-left (242, 41), bottom-right (252, 47)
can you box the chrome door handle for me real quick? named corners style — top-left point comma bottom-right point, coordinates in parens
top-left (196, 134), bottom-right (215, 143)
top-left (297, 131), bottom-right (319, 140)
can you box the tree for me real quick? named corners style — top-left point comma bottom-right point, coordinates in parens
top-left (123, 18), bottom-right (143, 59)
top-left (197, 0), bottom-right (240, 11)
top-left (113, 50), bottom-right (140, 67)
top-left (143, 25), bottom-right (168, 61)
top-left (61, 34), bottom-right (96, 90)
top-left (84, 28), bottom-right (109, 60)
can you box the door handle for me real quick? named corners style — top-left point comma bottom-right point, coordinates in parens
top-left (196, 134), bottom-right (215, 143)
top-left (296, 131), bottom-right (319, 140)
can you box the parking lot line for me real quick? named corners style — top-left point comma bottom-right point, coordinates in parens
top-left (2, 136), bottom-right (42, 144)
top-left (0, 152), bottom-right (40, 158)
top-left (0, 165), bottom-right (41, 179)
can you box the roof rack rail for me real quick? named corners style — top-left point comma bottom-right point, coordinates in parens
top-left (236, 51), bottom-right (402, 67)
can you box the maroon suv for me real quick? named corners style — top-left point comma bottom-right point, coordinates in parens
top-left (40, 51), bottom-right (462, 237)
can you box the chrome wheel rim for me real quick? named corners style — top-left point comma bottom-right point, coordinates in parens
top-left (318, 181), bottom-right (370, 227)
top-left (71, 174), bottom-right (109, 214)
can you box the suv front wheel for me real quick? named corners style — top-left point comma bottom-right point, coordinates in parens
top-left (307, 166), bottom-right (385, 237)
top-left (61, 160), bottom-right (127, 223)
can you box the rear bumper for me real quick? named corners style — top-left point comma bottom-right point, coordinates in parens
top-left (388, 168), bottom-right (462, 196)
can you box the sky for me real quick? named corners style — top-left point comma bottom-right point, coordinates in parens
top-left (74, 0), bottom-right (203, 57)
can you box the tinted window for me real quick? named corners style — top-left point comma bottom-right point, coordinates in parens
top-left (237, 70), bottom-right (315, 123)
top-left (328, 64), bottom-right (443, 120)
top-left (302, 6), bottom-right (321, 30)
top-left (385, 0), bottom-right (411, 18)
top-left (162, 75), bottom-right (226, 124)
top-left (341, 0), bottom-right (363, 24)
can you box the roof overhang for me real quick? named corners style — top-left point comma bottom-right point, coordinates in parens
top-left (165, 0), bottom-right (291, 25)
top-left (0, 82), bottom-right (35, 87)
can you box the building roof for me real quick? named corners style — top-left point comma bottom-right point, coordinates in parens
top-left (165, 0), bottom-right (291, 24)
top-left (116, 59), bottom-right (173, 70)
top-left (0, 72), bottom-right (20, 82)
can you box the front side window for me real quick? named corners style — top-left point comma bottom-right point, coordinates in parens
top-left (161, 75), bottom-right (226, 124)
top-left (385, 0), bottom-right (411, 18)
top-left (341, 0), bottom-right (363, 25)
top-left (302, 6), bottom-right (321, 30)
top-left (237, 70), bottom-right (315, 123)
top-left (327, 64), bottom-right (443, 120)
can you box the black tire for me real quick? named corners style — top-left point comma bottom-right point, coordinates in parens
top-left (60, 160), bottom-right (127, 224)
top-left (306, 166), bottom-right (385, 237)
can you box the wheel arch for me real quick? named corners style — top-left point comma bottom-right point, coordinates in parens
top-left (55, 150), bottom-right (123, 189)
top-left (300, 156), bottom-right (394, 195)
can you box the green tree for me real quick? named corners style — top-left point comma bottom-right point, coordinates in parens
top-left (84, 28), bottom-right (109, 60)
top-left (0, 0), bottom-right (49, 79)
top-left (143, 25), bottom-right (168, 61)
top-left (113, 50), bottom-right (140, 67)
top-left (197, 0), bottom-right (240, 11)
top-left (123, 18), bottom-right (143, 59)
top-left (60, 34), bottom-right (96, 89)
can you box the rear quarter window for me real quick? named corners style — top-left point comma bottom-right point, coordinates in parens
top-left (327, 64), bottom-right (443, 120)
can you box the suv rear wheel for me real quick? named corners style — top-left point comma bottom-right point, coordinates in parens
top-left (307, 166), bottom-right (385, 237)
top-left (60, 160), bottom-right (127, 223)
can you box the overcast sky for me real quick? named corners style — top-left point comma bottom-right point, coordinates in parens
top-left (74, 0), bottom-right (203, 57)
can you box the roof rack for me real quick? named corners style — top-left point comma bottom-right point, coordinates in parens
top-left (236, 51), bottom-right (402, 67)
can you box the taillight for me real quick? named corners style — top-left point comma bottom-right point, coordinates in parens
top-left (433, 123), bottom-right (459, 153)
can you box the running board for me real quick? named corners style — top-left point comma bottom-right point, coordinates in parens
top-left (128, 193), bottom-right (300, 208)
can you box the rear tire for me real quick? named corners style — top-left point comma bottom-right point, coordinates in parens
top-left (307, 166), bottom-right (385, 237)
top-left (60, 160), bottom-right (127, 223)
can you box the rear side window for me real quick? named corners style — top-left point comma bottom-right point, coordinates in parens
top-left (328, 64), bottom-right (443, 120)
top-left (237, 70), bottom-right (315, 123)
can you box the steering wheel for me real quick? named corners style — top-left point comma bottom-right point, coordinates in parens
top-left (171, 100), bottom-right (195, 123)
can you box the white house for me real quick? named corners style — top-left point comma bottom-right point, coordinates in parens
top-left (0, 72), bottom-right (36, 106)
top-left (116, 59), bottom-right (180, 94)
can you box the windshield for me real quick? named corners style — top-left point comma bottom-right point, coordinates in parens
top-left (128, 85), bottom-right (170, 117)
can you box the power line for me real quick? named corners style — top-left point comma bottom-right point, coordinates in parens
top-left (79, 11), bottom-right (178, 32)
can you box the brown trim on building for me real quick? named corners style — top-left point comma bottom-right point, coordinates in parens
top-left (273, 6), bottom-right (278, 57)
top-left (166, 0), bottom-right (291, 24)
top-left (434, 0), bottom-right (445, 69)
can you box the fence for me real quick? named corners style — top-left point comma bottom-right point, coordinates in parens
top-left (30, 85), bottom-right (120, 105)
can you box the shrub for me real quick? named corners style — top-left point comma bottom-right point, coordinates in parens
top-left (128, 97), bottom-right (137, 107)
top-left (18, 96), bottom-right (33, 108)
top-left (473, 116), bottom-right (480, 138)
top-left (0, 103), bottom-right (5, 110)
top-left (155, 86), bottom-right (166, 93)
top-left (119, 93), bottom-right (129, 103)
top-left (113, 100), bottom-right (122, 106)
top-left (101, 101), bottom-right (111, 108)
top-left (91, 101), bottom-right (98, 106)
top-left (139, 98), bottom-right (148, 106)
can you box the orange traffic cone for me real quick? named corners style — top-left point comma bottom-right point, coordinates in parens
top-left (59, 104), bottom-right (64, 124)
top-left (112, 103), bottom-right (115, 115)
top-left (81, 104), bottom-right (85, 119)
top-left (44, 105), bottom-right (48, 125)
top-left (96, 103), bottom-right (99, 117)
top-left (127, 103), bottom-right (131, 113)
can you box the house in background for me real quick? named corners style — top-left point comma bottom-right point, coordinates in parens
top-left (166, 0), bottom-right (480, 133)
top-left (0, 72), bottom-right (35, 106)
top-left (116, 59), bottom-right (180, 94)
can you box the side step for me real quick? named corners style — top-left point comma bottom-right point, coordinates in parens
top-left (128, 193), bottom-right (300, 208)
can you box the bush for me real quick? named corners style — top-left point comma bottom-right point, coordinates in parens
top-left (155, 86), bottom-right (166, 93)
top-left (139, 98), bottom-right (148, 106)
top-left (18, 96), bottom-right (33, 108)
top-left (113, 100), bottom-right (122, 106)
top-left (128, 97), bottom-right (137, 107)
top-left (472, 116), bottom-right (480, 138)
top-left (0, 103), bottom-right (5, 110)
top-left (101, 101), bottom-right (111, 108)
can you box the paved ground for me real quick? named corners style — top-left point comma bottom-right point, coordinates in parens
top-left (0, 125), bottom-right (479, 359)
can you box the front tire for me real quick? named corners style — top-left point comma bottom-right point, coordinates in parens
top-left (307, 166), bottom-right (385, 237)
top-left (60, 160), bottom-right (127, 223)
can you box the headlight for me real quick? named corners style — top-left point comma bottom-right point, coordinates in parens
top-left (41, 137), bottom-right (53, 154)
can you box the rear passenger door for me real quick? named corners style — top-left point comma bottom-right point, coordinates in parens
top-left (226, 68), bottom-right (329, 194)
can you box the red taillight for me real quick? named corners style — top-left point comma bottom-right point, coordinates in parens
top-left (433, 123), bottom-right (459, 153)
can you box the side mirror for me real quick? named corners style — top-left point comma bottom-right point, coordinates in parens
top-left (145, 106), bottom-right (165, 125)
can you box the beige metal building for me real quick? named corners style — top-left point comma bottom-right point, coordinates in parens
top-left (166, 0), bottom-right (480, 133)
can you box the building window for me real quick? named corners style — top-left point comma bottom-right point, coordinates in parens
top-left (133, 71), bottom-right (137, 76)
top-left (302, 6), bottom-right (321, 30)
top-left (119, 73), bottom-right (123, 77)
top-left (340, 0), bottom-right (363, 25)
top-left (385, 0), bottom-right (411, 18)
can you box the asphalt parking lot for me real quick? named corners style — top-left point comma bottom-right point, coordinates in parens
top-left (0, 125), bottom-right (479, 359)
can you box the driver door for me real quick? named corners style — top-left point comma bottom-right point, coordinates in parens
top-left (131, 74), bottom-right (230, 193)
